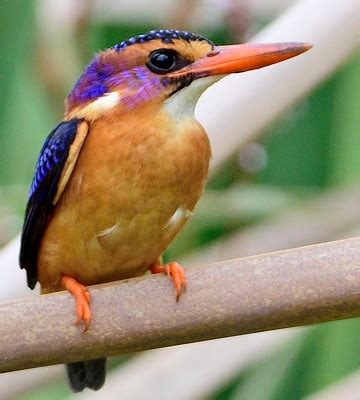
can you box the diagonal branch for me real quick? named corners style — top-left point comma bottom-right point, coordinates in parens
top-left (1, 237), bottom-right (359, 373)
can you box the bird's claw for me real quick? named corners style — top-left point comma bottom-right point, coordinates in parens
top-left (74, 287), bottom-right (92, 333)
top-left (150, 261), bottom-right (187, 301)
top-left (61, 275), bottom-right (92, 333)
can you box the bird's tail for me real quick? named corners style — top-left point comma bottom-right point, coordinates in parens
top-left (66, 358), bottom-right (107, 392)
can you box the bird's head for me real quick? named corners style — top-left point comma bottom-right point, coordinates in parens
top-left (66, 29), bottom-right (311, 121)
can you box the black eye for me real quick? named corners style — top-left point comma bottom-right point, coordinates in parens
top-left (147, 49), bottom-right (177, 74)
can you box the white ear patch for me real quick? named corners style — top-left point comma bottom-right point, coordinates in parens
top-left (163, 75), bottom-right (222, 121)
top-left (79, 91), bottom-right (121, 119)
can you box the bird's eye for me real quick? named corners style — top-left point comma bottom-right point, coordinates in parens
top-left (147, 49), bottom-right (178, 74)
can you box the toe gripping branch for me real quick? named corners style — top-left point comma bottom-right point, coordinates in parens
top-left (150, 261), bottom-right (187, 301)
top-left (61, 275), bottom-right (92, 332)
top-left (60, 261), bottom-right (186, 334)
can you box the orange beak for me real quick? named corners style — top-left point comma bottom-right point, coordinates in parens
top-left (170, 42), bottom-right (312, 78)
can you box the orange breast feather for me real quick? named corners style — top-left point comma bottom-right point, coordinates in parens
top-left (38, 105), bottom-right (211, 293)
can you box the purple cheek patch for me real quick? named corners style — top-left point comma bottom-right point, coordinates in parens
top-left (68, 57), bottom-right (164, 110)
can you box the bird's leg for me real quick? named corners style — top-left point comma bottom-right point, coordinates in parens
top-left (61, 275), bottom-right (91, 333)
top-left (149, 260), bottom-right (187, 301)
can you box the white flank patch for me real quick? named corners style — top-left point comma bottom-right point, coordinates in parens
top-left (80, 91), bottom-right (121, 118)
top-left (96, 223), bottom-right (120, 239)
top-left (165, 206), bottom-right (192, 232)
top-left (163, 75), bottom-right (223, 121)
top-left (96, 223), bottom-right (122, 252)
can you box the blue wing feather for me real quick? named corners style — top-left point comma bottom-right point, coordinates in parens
top-left (20, 118), bottom-right (84, 289)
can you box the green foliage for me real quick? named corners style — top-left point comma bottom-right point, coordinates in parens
top-left (329, 53), bottom-right (360, 184)
top-left (0, 0), bottom-right (55, 191)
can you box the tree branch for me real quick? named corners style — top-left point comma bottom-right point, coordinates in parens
top-left (1, 237), bottom-right (359, 373)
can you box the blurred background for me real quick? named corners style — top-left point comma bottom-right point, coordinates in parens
top-left (0, 0), bottom-right (359, 399)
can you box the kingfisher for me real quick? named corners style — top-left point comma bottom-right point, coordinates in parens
top-left (19, 29), bottom-right (311, 392)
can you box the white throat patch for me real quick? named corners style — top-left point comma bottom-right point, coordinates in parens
top-left (163, 75), bottom-right (223, 121)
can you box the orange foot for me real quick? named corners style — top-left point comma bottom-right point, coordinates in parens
top-left (150, 261), bottom-right (187, 301)
top-left (61, 275), bottom-right (91, 333)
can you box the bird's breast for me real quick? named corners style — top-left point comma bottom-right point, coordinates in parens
top-left (38, 108), bottom-right (211, 291)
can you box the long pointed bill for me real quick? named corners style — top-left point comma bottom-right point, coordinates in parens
top-left (170, 42), bottom-right (312, 79)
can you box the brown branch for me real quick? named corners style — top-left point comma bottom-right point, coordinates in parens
top-left (0, 237), bottom-right (359, 373)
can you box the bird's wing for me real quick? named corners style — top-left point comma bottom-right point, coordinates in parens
top-left (19, 118), bottom-right (89, 289)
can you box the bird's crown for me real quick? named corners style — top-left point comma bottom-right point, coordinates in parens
top-left (112, 29), bottom-right (212, 51)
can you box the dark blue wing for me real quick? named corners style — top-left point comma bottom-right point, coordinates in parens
top-left (20, 118), bottom-right (84, 289)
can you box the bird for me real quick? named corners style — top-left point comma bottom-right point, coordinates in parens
top-left (19, 29), bottom-right (311, 392)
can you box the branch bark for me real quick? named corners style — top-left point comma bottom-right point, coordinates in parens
top-left (1, 237), bottom-right (359, 373)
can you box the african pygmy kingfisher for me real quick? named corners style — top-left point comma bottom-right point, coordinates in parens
top-left (19, 29), bottom-right (311, 391)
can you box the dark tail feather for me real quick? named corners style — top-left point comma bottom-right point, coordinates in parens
top-left (66, 358), bottom-right (107, 392)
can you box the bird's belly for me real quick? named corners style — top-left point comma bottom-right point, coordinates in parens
top-left (80, 186), bottom-right (192, 280)
top-left (39, 181), bottom-right (197, 291)
top-left (38, 117), bottom-right (210, 292)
